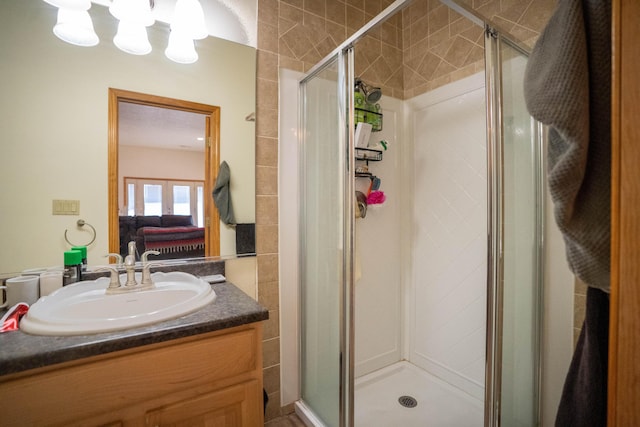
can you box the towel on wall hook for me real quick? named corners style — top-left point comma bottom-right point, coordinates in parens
top-left (213, 161), bottom-right (236, 225)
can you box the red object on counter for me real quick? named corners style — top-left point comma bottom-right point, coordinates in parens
top-left (1, 302), bottom-right (29, 333)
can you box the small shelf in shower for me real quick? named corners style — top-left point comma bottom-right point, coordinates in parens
top-left (355, 147), bottom-right (383, 162)
top-left (355, 107), bottom-right (383, 132)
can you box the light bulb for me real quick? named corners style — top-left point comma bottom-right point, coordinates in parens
top-left (53, 8), bottom-right (99, 47)
top-left (113, 20), bottom-right (152, 55)
top-left (171, 0), bottom-right (207, 40)
top-left (165, 31), bottom-right (198, 64)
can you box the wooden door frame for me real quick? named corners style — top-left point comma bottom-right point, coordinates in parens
top-left (609, 0), bottom-right (640, 424)
top-left (108, 88), bottom-right (221, 258)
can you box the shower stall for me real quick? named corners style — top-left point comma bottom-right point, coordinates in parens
top-left (281, 1), bottom-right (571, 426)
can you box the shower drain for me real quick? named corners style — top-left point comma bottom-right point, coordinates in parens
top-left (398, 395), bottom-right (418, 408)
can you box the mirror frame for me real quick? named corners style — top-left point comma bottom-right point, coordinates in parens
top-left (108, 88), bottom-right (221, 258)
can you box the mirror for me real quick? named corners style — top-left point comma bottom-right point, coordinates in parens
top-left (0, 0), bottom-right (256, 273)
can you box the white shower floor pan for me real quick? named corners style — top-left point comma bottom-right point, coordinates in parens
top-left (355, 361), bottom-right (484, 427)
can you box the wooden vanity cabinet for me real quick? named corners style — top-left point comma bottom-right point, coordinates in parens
top-left (0, 323), bottom-right (264, 427)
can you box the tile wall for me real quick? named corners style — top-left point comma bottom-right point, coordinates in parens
top-left (402, 0), bottom-right (556, 97)
top-left (255, 0), bottom-right (557, 420)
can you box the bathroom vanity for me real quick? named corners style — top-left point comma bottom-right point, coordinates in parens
top-left (0, 281), bottom-right (268, 426)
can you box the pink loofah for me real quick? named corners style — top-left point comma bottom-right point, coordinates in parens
top-left (367, 190), bottom-right (386, 205)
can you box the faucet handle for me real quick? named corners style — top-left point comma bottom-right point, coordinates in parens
top-left (140, 250), bottom-right (160, 288)
top-left (141, 250), bottom-right (160, 264)
top-left (96, 266), bottom-right (122, 292)
top-left (105, 253), bottom-right (123, 266)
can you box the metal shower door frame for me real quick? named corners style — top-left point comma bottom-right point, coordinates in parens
top-left (483, 25), bottom-right (545, 427)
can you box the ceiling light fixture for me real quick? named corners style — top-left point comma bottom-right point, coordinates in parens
top-left (41, 0), bottom-right (209, 64)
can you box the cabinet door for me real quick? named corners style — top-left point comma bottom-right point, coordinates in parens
top-left (145, 379), bottom-right (262, 427)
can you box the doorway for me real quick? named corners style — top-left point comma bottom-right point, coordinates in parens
top-left (107, 88), bottom-right (221, 259)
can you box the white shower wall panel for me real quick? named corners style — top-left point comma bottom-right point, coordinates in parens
top-left (354, 96), bottom-right (404, 378)
top-left (407, 74), bottom-right (487, 400)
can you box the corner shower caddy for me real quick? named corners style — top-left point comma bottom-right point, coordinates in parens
top-left (355, 107), bottom-right (384, 179)
top-left (355, 147), bottom-right (383, 178)
top-left (355, 107), bottom-right (383, 132)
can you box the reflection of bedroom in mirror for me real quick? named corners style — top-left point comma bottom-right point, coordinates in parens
top-left (108, 89), bottom-right (221, 261)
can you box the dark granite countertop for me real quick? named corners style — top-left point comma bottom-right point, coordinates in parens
top-left (0, 281), bottom-right (268, 377)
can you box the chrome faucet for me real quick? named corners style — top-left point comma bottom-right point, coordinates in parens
top-left (102, 241), bottom-right (160, 295)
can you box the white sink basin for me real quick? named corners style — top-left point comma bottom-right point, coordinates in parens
top-left (20, 271), bottom-right (216, 336)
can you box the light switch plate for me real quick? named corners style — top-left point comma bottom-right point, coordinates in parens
top-left (52, 199), bottom-right (80, 215)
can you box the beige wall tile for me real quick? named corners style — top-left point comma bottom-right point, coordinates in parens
top-left (410, 14), bottom-right (429, 44)
top-left (263, 337), bottom-right (281, 367)
top-left (258, 50), bottom-right (279, 81)
top-left (258, 253), bottom-right (280, 283)
top-left (279, 56), bottom-right (305, 72)
top-left (257, 224), bottom-right (279, 254)
top-left (428, 4), bottom-right (449, 35)
top-left (259, 280), bottom-right (280, 311)
top-left (256, 106), bottom-right (279, 138)
top-left (282, 0), bottom-right (303, 7)
top-left (256, 195), bottom-right (279, 225)
top-left (258, 78), bottom-right (280, 111)
top-left (326, 20), bottom-right (348, 44)
top-left (517, 0), bottom-right (556, 32)
top-left (280, 2), bottom-right (304, 22)
top-left (327, 0), bottom-right (347, 25)
top-left (303, 11), bottom-right (328, 45)
top-left (364, 0), bottom-right (382, 16)
top-left (263, 364), bottom-right (281, 394)
top-left (256, 136), bottom-right (278, 167)
top-left (300, 46), bottom-right (323, 65)
top-left (264, 309), bottom-right (281, 339)
top-left (259, 0), bottom-right (280, 25)
top-left (266, 390), bottom-right (282, 420)
top-left (279, 37), bottom-right (297, 60)
top-left (259, 21), bottom-right (280, 53)
top-left (257, 165), bottom-right (278, 196)
top-left (346, 0), bottom-right (364, 9)
top-left (304, 0), bottom-right (326, 17)
top-left (443, 36), bottom-right (475, 68)
top-left (347, 4), bottom-right (366, 30)
top-left (281, 25), bottom-right (314, 59)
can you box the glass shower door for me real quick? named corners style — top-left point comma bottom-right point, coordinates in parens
top-left (500, 38), bottom-right (543, 427)
top-left (299, 52), bottom-right (350, 427)
top-left (486, 29), bottom-right (544, 427)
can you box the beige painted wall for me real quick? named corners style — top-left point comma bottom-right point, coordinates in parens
top-left (0, 0), bottom-right (256, 272)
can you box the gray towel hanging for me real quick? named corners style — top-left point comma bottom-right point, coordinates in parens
top-left (212, 161), bottom-right (236, 225)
